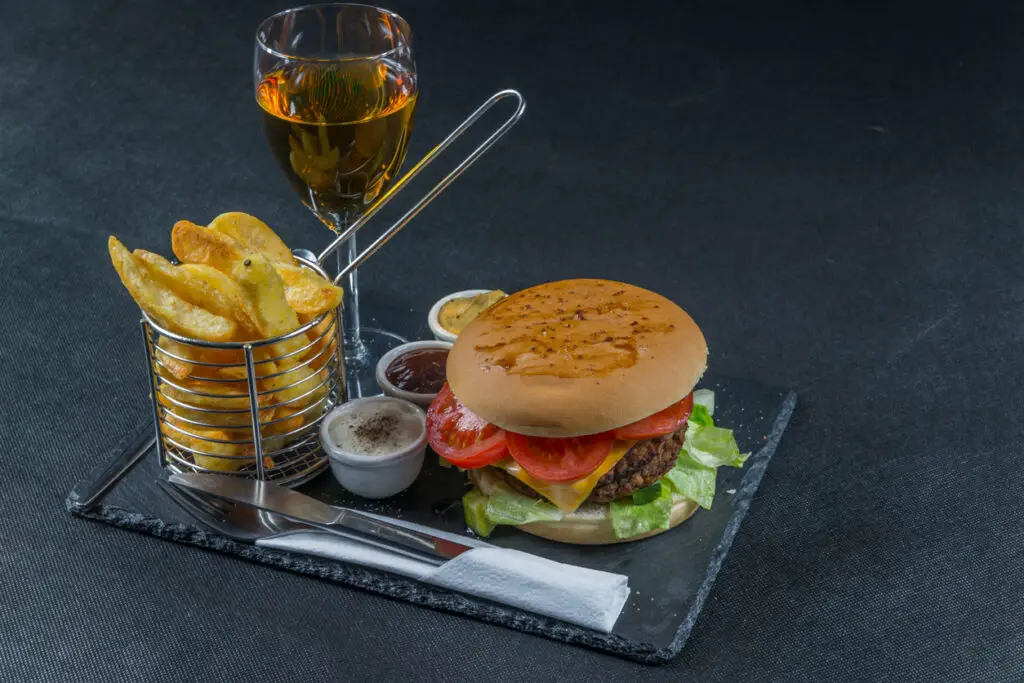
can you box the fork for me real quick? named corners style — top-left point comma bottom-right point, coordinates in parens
top-left (158, 478), bottom-right (304, 542)
top-left (157, 479), bottom-right (460, 565)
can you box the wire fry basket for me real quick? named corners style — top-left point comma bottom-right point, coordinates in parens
top-left (141, 256), bottom-right (345, 487)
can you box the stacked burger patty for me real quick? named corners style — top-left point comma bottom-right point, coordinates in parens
top-left (492, 422), bottom-right (687, 504)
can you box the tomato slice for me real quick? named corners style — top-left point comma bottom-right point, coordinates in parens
top-left (612, 393), bottom-right (694, 440)
top-left (505, 432), bottom-right (614, 482)
top-left (426, 383), bottom-right (508, 468)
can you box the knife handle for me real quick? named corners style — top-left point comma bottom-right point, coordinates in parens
top-left (324, 509), bottom-right (474, 565)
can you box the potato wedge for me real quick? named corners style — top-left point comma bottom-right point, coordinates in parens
top-left (108, 236), bottom-right (237, 342)
top-left (171, 220), bottom-right (250, 272)
top-left (208, 212), bottom-right (294, 264)
top-left (230, 255), bottom-right (312, 360)
top-left (164, 415), bottom-right (250, 472)
top-left (171, 222), bottom-right (308, 355)
top-left (299, 312), bottom-right (338, 363)
top-left (231, 254), bottom-right (299, 336)
top-left (159, 397), bottom-right (275, 430)
top-left (178, 346), bottom-right (242, 380)
top-left (260, 359), bottom-right (328, 410)
top-left (265, 407), bottom-right (306, 437)
top-left (275, 263), bottom-right (343, 317)
top-left (215, 359), bottom-right (279, 381)
top-left (192, 347), bottom-right (248, 366)
top-left (161, 376), bottom-right (275, 408)
top-left (173, 346), bottom-right (279, 382)
top-left (158, 375), bottom-right (276, 430)
top-left (134, 249), bottom-right (250, 328)
top-left (165, 399), bottom-right (296, 467)
top-left (174, 263), bottom-right (262, 335)
top-left (154, 336), bottom-right (197, 380)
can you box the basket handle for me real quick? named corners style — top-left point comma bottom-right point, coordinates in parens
top-left (316, 89), bottom-right (527, 284)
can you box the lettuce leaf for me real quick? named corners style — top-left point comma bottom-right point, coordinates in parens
top-left (664, 450), bottom-right (717, 508)
top-left (689, 403), bottom-right (714, 427)
top-left (683, 420), bottom-right (748, 469)
top-left (662, 390), bottom-right (745, 510)
top-left (462, 489), bottom-right (496, 537)
top-left (631, 481), bottom-right (664, 505)
top-left (693, 388), bottom-right (715, 416)
top-left (610, 481), bottom-right (674, 539)
top-left (484, 493), bottom-right (564, 526)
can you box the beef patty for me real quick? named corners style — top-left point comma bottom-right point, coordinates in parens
top-left (492, 422), bottom-right (687, 504)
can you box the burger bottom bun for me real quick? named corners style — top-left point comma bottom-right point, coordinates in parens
top-left (468, 468), bottom-right (700, 546)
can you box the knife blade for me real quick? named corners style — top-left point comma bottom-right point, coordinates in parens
top-left (169, 473), bottom-right (473, 565)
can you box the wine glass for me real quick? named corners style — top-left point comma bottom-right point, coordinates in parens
top-left (255, 4), bottom-right (417, 398)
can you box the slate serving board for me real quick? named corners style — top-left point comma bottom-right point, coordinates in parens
top-left (67, 374), bottom-right (795, 663)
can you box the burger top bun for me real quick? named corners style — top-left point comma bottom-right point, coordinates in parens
top-left (447, 279), bottom-right (707, 438)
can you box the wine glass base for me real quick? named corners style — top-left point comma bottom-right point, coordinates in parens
top-left (343, 327), bottom-right (409, 399)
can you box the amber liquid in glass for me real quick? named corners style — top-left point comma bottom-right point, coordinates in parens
top-left (256, 60), bottom-right (418, 225)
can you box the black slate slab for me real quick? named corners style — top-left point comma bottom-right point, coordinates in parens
top-left (67, 374), bottom-right (795, 663)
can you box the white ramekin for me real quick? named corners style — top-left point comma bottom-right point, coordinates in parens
top-left (426, 289), bottom-right (496, 343)
top-left (375, 340), bottom-right (452, 408)
top-left (319, 397), bottom-right (427, 499)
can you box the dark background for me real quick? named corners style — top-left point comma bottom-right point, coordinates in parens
top-left (3, 1), bottom-right (1021, 681)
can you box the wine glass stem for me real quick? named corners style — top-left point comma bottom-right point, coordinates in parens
top-left (339, 235), bottom-right (368, 362)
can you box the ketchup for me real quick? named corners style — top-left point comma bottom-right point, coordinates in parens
top-left (385, 347), bottom-right (449, 394)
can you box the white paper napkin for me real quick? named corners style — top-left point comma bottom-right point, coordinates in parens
top-left (258, 518), bottom-right (630, 633)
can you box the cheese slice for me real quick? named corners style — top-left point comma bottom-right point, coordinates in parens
top-left (493, 440), bottom-right (637, 513)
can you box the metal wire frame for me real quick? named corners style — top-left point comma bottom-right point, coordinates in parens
top-left (317, 89), bottom-right (527, 277)
top-left (142, 256), bottom-right (345, 487)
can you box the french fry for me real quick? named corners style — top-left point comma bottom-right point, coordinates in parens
top-left (115, 215), bottom-right (340, 464)
top-left (209, 211), bottom-right (343, 317)
top-left (108, 236), bottom-right (237, 342)
top-left (166, 404), bottom-right (286, 467)
top-left (229, 255), bottom-right (316, 364)
top-left (275, 263), bottom-right (343, 317)
top-left (211, 407), bottom-right (309, 457)
top-left (208, 212), bottom-right (294, 264)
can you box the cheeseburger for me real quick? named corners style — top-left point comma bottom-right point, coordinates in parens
top-left (426, 278), bottom-right (746, 544)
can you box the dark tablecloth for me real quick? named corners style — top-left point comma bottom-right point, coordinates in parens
top-left (3, 1), bottom-right (1021, 681)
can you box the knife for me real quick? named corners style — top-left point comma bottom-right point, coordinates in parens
top-left (169, 473), bottom-right (473, 566)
